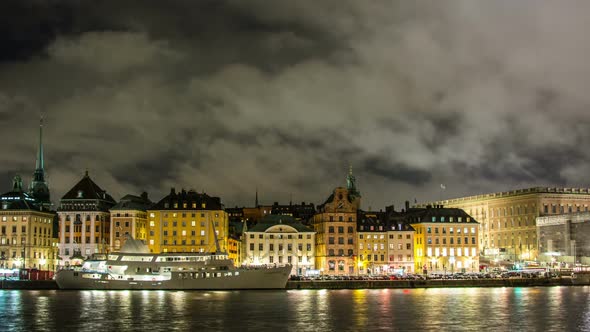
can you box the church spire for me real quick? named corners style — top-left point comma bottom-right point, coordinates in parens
top-left (29, 115), bottom-right (51, 208)
top-left (36, 115), bottom-right (44, 171)
top-left (255, 187), bottom-right (259, 207)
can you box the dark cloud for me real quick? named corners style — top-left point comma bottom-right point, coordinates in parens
top-left (1, 0), bottom-right (590, 209)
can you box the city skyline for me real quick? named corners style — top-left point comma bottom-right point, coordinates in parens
top-left (2, 1), bottom-right (590, 210)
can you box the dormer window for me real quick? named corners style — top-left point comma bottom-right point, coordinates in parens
top-left (77, 190), bottom-right (83, 198)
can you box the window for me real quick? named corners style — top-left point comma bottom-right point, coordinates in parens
top-left (348, 226), bottom-right (353, 233)
top-left (249, 243), bottom-right (254, 251)
top-left (258, 244), bottom-right (263, 251)
top-left (427, 227), bottom-right (431, 234)
top-left (307, 244), bottom-right (312, 251)
top-left (329, 226), bottom-right (334, 233)
top-left (338, 237), bottom-right (344, 244)
top-left (406, 243), bottom-right (411, 250)
top-left (329, 237), bottom-right (335, 244)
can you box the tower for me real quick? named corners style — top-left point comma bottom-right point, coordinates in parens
top-left (29, 116), bottom-right (51, 209)
top-left (346, 165), bottom-right (360, 201)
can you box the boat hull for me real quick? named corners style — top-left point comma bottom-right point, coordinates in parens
top-left (55, 266), bottom-right (292, 290)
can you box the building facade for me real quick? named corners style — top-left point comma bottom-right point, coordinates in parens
top-left (0, 175), bottom-right (57, 270)
top-left (244, 215), bottom-right (315, 275)
top-left (384, 205), bottom-right (415, 274)
top-left (537, 212), bottom-right (590, 267)
top-left (357, 211), bottom-right (388, 275)
top-left (410, 206), bottom-right (479, 274)
top-left (423, 187), bottom-right (590, 262)
top-left (109, 193), bottom-right (152, 252)
top-left (312, 168), bottom-right (360, 275)
top-left (57, 171), bottom-right (116, 265)
top-left (147, 188), bottom-right (228, 254)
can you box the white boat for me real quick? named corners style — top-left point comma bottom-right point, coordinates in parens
top-left (55, 238), bottom-right (291, 290)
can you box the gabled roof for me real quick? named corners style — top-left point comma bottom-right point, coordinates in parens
top-left (61, 171), bottom-right (116, 203)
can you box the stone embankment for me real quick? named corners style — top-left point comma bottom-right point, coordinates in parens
top-left (1, 277), bottom-right (588, 290)
top-left (286, 276), bottom-right (590, 290)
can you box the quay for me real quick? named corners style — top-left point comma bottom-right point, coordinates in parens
top-left (1, 276), bottom-right (589, 290)
top-left (286, 276), bottom-right (590, 289)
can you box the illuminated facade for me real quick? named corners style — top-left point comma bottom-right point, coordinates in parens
top-left (0, 175), bottom-right (57, 271)
top-left (57, 171), bottom-right (116, 265)
top-left (244, 215), bottom-right (315, 275)
top-left (109, 193), bottom-right (152, 252)
top-left (357, 211), bottom-right (388, 275)
top-left (411, 206), bottom-right (479, 274)
top-left (312, 167), bottom-right (360, 275)
top-left (147, 188), bottom-right (228, 254)
top-left (384, 206), bottom-right (415, 274)
top-left (424, 187), bottom-right (590, 261)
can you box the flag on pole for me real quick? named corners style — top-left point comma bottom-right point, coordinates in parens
top-left (440, 184), bottom-right (446, 190)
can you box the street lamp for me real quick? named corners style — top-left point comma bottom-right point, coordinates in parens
top-left (450, 256), bottom-right (456, 274)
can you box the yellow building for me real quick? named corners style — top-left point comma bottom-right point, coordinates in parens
top-left (357, 212), bottom-right (388, 275)
top-left (410, 206), bottom-right (479, 274)
top-left (109, 193), bottom-right (152, 252)
top-left (424, 187), bottom-right (590, 261)
top-left (0, 175), bottom-right (57, 271)
top-left (147, 188), bottom-right (228, 254)
top-left (312, 168), bottom-right (361, 275)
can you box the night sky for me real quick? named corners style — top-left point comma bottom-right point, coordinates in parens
top-left (1, 1), bottom-right (590, 210)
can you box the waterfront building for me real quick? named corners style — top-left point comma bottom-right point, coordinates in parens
top-left (147, 188), bottom-right (228, 254)
top-left (109, 193), bottom-right (152, 252)
top-left (57, 171), bottom-right (116, 265)
top-left (410, 205), bottom-right (479, 274)
top-left (383, 204), bottom-right (415, 274)
top-left (312, 167), bottom-right (360, 275)
top-left (28, 117), bottom-right (51, 210)
top-left (0, 175), bottom-right (57, 270)
top-left (228, 220), bottom-right (245, 266)
top-left (422, 187), bottom-right (590, 262)
top-left (537, 212), bottom-right (590, 267)
top-left (244, 215), bottom-right (315, 275)
top-left (357, 211), bottom-right (387, 275)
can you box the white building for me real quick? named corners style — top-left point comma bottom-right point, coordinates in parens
top-left (244, 215), bottom-right (315, 275)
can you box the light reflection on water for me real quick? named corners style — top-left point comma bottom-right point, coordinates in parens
top-left (0, 287), bottom-right (589, 331)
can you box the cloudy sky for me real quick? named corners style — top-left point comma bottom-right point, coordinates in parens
top-left (1, 0), bottom-right (590, 210)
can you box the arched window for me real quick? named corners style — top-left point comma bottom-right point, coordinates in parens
top-left (66, 215), bottom-right (71, 222)
top-left (75, 214), bottom-right (81, 222)
top-left (95, 215), bottom-right (100, 221)
top-left (85, 215), bottom-right (91, 221)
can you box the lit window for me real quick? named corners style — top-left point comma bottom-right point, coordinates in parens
top-left (149, 221), bottom-right (155, 227)
top-left (182, 230), bottom-right (186, 236)
top-left (149, 213), bottom-right (155, 218)
top-left (200, 230), bottom-right (205, 236)
top-left (191, 221), bottom-right (196, 226)
top-left (149, 239), bottom-right (154, 245)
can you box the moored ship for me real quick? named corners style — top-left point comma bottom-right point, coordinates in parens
top-left (55, 238), bottom-right (291, 290)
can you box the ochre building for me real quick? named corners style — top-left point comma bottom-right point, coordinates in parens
top-left (423, 187), bottom-right (590, 261)
top-left (147, 188), bottom-right (228, 254)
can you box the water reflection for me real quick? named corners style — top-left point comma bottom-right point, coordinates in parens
top-left (0, 287), bottom-right (589, 331)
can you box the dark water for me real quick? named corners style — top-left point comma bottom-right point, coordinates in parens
top-left (0, 287), bottom-right (589, 331)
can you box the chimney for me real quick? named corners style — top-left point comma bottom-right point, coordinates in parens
top-left (170, 187), bottom-right (176, 195)
top-left (405, 200), bottom-right (410, 211)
